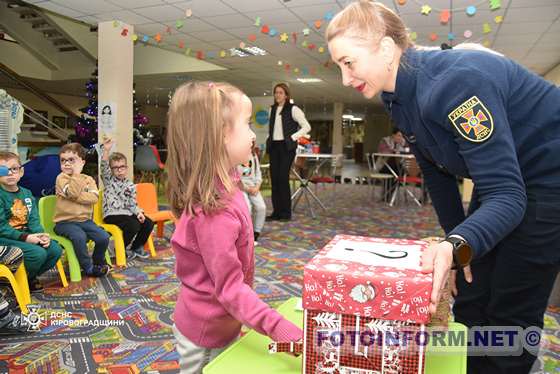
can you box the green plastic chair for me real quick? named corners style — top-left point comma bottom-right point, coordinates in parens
top-left (38, 195), bottom-right (111, 283)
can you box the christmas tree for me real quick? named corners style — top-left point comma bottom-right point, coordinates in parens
top-left (75, 68), bottom-right (98, 148)
top-left (133, 85), bottom-right (151, 146)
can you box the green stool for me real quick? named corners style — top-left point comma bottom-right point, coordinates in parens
top-left (39, 195), bottom-right (111, 282)
top-left (204, 297), bottom-right (467, 374)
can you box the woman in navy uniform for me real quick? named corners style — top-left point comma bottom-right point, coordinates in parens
top-left (327, 2), bottom-right (560, 373)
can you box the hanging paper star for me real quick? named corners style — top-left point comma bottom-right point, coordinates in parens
top-left (121, 28), bottom-right (128, 37)
top-left (397, 0), bottom-right (407, 4)
top-left (294, 68), bottom-right (300, 73)
top-left (261, 25), bottom-right (270, 34)
top-left (301, 40), bottom-right (308, 48)
top-left (113, 20), bottom-right (119, 27)
top-left (178, 40), bottom-right (185, 49)
top-left (410, 31), bottom-right (417, 41)
top-left (280, 33), bottom-right (289, 43)
top-left (132, 34), bottom-right (138, 42)
top-left (318, 46), bottom-right (325, 53)
top-left (154, 33), bottom-right (162, 43)
top-left (185, 9), bottom-right (193, 17)
top-left (176, 20), bottom-right (183, 29)
top-left (292, 32), bottom-right (297, 44)
top-left (207, 51), bottom-right (217, 59)
top-left (248, 34), bottom-right (257, 42)
top-left (308, 43), bottom-right (316, 50)
top-left (269, 28), bottom-right (278, 37)
top-left (302, 28), bottom-right (310, 36)
top-left (429, 33), bottom-right (438, 41)
top-left (220, 50), bottom-right (226, 58)
top-left (196, 51), bottom-right (204, 60)
top-left (464, 30), bottom-right (472, 38)
top-left (302, 67), bottom-right (309, 75)
top-left (489, 0), bottom-right (501, 11)
top-left (466, 6), bottom-right (477, 16)
top-left (448, 33), bottom-right (455, 41)
top-left (239, 42), bottom-right (246, 49)
top-left (314, 20), bottom-right (322, 29)
top-left (254, 17), bottom-right (261, 27)
top-left (483, 23), bottom-right (492, 34)
top-left (421, 5), bottom-right (432, 15)
top-left (324, 11), bottom-right (334, 21)
top-left (185, 48), bottom-right (191, 56)
top-left (440, 9), bottom-right (450, 24)
top-left (494, 15), bottom-right (503, 23)
top-left (142, 35), bottom-right (149, 42)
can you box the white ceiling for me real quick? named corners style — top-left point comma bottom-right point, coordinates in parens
top-left (20, 0), bottom-right (560, 108)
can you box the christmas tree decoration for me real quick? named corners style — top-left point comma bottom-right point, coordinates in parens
top-left (154, 33), bottom-right (162, 43)
top-left (495, 15), bottom-right (503, 23)
top-left (75, 68), bottom-right (99, 148)
top-left (318, 46), bottom-right (325, 53)
top-left (280, 32), bottom-right (289, 43)
top-left (261, 25), bottom-right (270, 34)
top-left (440, 9), bottom-right (450, 24)
top-left (430, 33), bottom-right (438, 41)
top-left (248, 34), bottom-right (257, 42)
top-left (132, 84), bottom-right (150, 146)
top-left (220, 50), bottom-right (227, 58)
top-left (142, 35), bottom-right (149, 42)
top-left (483, 22), bottom-right (492, 34)
top-left (314, 20), bottom-right (322, 29)
top-left (269, 28), bottom-right (278, 37)
top-left (448, 32), bottom-right (455, 41)
top-left (254, 17), bottom-right (261, 27)
top-left (132, 34), bottom-right (138, 42)
top-left (176, 20), bottom-right (183, 29)
top-left (464, 30), bottom-right (472, 38)
top-left (410, 31), bottom-right (418, 41)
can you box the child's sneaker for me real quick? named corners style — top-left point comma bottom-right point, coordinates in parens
top-left (125, 250), bottom-right (137, 260)
top-left (27, 278), bottom-right (43, 293)
top-left (133, 247), bottom-right (149, 259)
top-left (86, 264), bottom-right (110, 277)
top-left (254, 232), bottom-right (260, 245)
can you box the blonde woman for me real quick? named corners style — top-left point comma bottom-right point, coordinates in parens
top-left (166, 82), bottom-right (302, 373)
top-left (327, 2), bottom-right (560, 373)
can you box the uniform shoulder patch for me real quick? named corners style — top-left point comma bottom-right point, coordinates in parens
top-left (448, 96), bottom-right (493, 142)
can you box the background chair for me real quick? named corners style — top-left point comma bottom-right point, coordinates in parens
top-left (135, 145), bottom-right (164, 189)
top-left (365, 153), bottom-right (394, 202)
top-left (399, 157), bottom-right (427, 205)
top-left (136, 183), bottom-right (175, 239)
top-left (39, 196), bottom-right (110, 283)
top-left (0, 262), bottom-right (31, 314)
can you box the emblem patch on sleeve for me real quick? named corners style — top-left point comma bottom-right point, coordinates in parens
top-left (448, 96), bottom-right (493, 142)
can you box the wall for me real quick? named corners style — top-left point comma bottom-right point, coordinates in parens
top-left (544, 64), bottom-right (560, 84)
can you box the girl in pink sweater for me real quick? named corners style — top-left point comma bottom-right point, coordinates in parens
top-left (166, 81), bottom-right (302, 373)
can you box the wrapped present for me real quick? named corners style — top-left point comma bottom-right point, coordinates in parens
top-left (302, 235), bottom-right (433, 374)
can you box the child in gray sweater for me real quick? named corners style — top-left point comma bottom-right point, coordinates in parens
top-left (100, 138), bottom-right (153, 259)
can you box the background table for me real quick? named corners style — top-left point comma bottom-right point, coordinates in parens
top-left (204, 297), bottom-right (467, 374)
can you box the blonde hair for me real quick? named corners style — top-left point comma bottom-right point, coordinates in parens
top-left (166, 81), bottom-right (244, 217)
top-left (326, 0), bottom-right (412, 50)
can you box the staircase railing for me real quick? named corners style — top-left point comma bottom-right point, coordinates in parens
top-left (21, 102), bottom-right (71, 141)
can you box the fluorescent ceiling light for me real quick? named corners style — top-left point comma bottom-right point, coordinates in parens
top-left (342, 114), bottom-right (353, 119)
top-left (296, 78), bottom-right (322, 83)
top-left (352, 117), bottom-right (363, 121)
top-left (230, 46), bottom-right (268, 57)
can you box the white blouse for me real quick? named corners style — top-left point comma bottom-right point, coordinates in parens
top-left (271, 105), bottom-right (311, 141)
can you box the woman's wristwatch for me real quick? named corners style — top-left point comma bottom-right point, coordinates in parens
top-left (444, 236), bottom-right (473, 269)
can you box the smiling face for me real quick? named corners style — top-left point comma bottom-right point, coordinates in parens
top-left (329, 36), bottom-right (400, 99)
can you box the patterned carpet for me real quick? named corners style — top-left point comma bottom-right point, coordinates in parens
top-left (0, 184), bottom-right (558, 373)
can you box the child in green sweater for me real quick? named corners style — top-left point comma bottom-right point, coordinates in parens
top-left (0, 152), bottom-right (62, 292)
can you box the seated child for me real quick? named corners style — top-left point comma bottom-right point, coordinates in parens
top-left (53, 143), bottom-right (110, 277)
top-left (100, 137), bottom-right (153, 259)
top-left (0, 245), bottom-right (32, 333)
top-left (0, 152), bottom-right (62, 291)
top-left (238, 141), bottom-right (266, 244)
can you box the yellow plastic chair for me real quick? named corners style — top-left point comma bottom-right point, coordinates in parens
top-left (39, 196), bottom-right (111, 283)
top-left (0, 262), bottom-right (31, 314)
top-left (95, 190), bottom-right (157, 259)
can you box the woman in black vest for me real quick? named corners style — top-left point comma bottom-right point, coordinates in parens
top-left (266, 83), bottom-right (311, 221)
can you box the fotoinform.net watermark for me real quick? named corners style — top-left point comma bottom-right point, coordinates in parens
top-left (314, 326), bottom-right (544, 356)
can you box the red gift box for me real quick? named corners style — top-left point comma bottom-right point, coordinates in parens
top-left (302, 235), bottom-right (433, 374)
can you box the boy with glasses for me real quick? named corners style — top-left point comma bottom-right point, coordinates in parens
top-left (100, 137), bottom-right (152, 259)
top-left (53, 143), bottom-right (110, 277)
top-left (0, 152), bottom-right (62, 291)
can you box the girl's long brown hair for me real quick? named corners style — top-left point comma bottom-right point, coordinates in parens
top-left (166, 81), bottom-right (244, 217)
